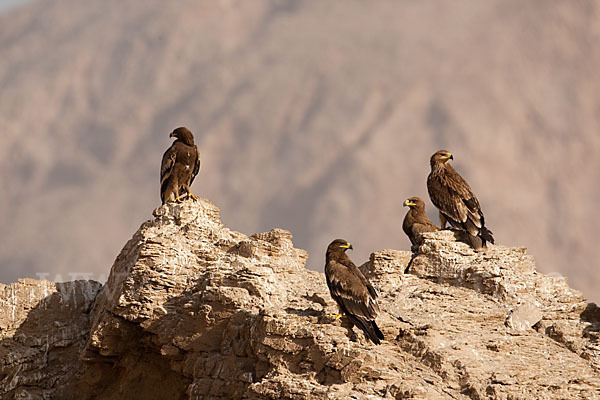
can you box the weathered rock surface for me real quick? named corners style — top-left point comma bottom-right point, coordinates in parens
top-left (1, 199), bottom-right (599, 399)
top-left (0, 279), bottom-right (102, 399)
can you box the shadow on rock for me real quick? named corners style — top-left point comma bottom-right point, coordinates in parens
top-left (0, 280), bottom-right (101, 400)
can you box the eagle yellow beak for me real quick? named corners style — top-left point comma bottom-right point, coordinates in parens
top-left (403, 200), bottom-right (416, 207)
top-left (169, 132), bottom-right (175, 138)
top-left (340, 242), bottom-right (353, 250)
top-left (444, 153), bottom-right (453, 160)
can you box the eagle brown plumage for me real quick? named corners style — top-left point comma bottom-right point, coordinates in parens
top-left (402, 196), bottom-right (439, 248)
top-left (325, 239), bottom-right (384, 345)
top-left (160, 127), bottom-right (200, 204)
top-left (427, 150), bottom-right (494, 251)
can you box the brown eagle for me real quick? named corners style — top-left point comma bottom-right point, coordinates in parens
top-left (160, 127), bottom-right (200, 204)
top-left (325, 239), bottom-right (384, 345)
top-left (402, 196), bottom-right (439, 247)
top-left (427, 150), bottom-right (494, 251)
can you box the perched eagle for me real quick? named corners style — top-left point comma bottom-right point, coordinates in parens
top-left (427, 150), bottom-right (494, 251)
top-left (160, 127), bottom-right (200, 204)
top-left (402, 196), bottom-right (439, 247)
top-left (324, 239), bottom-right (384, 345)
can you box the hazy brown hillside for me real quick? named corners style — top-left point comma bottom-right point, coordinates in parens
top-left (0, 0), bottom-right (599, 301)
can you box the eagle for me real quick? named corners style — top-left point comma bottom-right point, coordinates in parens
top-left (427, 150), bottom-right (494, 251)
top-left (324, 239), bottom-right (384, 345)
top-left (160, 127), bottom-right (200, 204)
top-left (402, 196), bottom-right (439, 248)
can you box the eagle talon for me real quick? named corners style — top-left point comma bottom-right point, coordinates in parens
top-left (329, 313), bottom-right (343, 320)
top-left (187, 193), bottom-right (199, 201)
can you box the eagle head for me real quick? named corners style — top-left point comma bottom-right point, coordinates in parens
top-left (403, 197), bottom-right (424, 209)
top-left (170, 127), bottom-right (195, 146)
top-left (430, 150), bottom-right (453, 166)
top-left (327, 239), bottom-right (353, 254)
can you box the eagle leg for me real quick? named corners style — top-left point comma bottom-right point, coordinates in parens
top-left (468, 234), bottom-right (487, 252)
top-left (181, 184), bottom-right (198, 201)
top-left (167, 193), bottom-right (180, 203)
top-left (329, 313), bottom-right (344, 320)
top-left (438, 212), bottom-right (448, 230)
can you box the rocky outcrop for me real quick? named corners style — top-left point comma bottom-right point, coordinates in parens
top-left (0, 199), bottom-right (599, 399)
top-left (0, 279), bottom-right (102, 399)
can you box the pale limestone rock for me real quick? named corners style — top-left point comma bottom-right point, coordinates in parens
top-left (0, 199), bottom-right (598, 399)
top-left (0, 279), bottom-right (102, 400)
top-left (505, 302), bottom-right (543, 331)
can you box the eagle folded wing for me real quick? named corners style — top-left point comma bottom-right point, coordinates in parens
top-left (160, 147), bottom-right (177, 185)
top-left (326, 260), bottom-right (379, 320)
top-left (189, 145), bottom-right (200, 187)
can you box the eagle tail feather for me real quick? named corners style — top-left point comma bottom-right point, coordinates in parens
top-left (371, 320), bottom-right (384, 340)
top-left (349, 315), bottom-right (382, 345)
top-left (160, 181), bottom-right (168, 204)
top-left (480, 226), bottom-right (494, 245)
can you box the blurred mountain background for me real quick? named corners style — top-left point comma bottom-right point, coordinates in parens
top-left (1, 0), bottom-right (598, 302)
